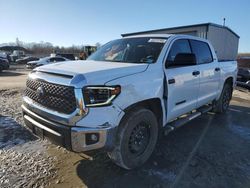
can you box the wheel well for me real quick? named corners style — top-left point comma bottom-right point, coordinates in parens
top-left (124, 98), bottom-right (163, 127)
top-left (225, 77), bottom-right (233, 89)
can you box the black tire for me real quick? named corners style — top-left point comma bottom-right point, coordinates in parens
top-left (108, 108), bottom-right (158, 169)
top-left (213, 83), bottom-right (232, 113)
top-left (0, 66), bottom-right (3, 72)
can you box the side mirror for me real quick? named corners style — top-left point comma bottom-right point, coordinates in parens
top-left (166, 53), bottom-right (196, 68)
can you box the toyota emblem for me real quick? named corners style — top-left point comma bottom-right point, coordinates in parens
top-left (37, 86), bottom-right (45, 98)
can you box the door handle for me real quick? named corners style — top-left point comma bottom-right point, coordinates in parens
top-left (192, 70), bottom-right (200, 76)
top-left (215, 67), bottom-right (220, 72)
top-left (168, 78), bottom-right (175, 84)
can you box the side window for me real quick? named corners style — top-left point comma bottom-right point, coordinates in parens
top-left (54, 57), bottom-right (65, 62)
top-left (167, 39), bottom-right (191, 62)
top-left (190, 40), bottom-right (213, 64)
top-left (168, 39), bottom-right (191, 61)
top-left (48, 58), bottom-right (55, 62)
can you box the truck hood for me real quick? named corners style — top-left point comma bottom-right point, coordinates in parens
top-left (35, 60), bottom-right (148, 85)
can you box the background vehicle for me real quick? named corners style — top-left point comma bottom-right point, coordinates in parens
top-left (236, 57), bottom-right (250, 90)
top-left (237, 67), bottom-right (250, 82)
top-left (22, 34), bottom-right (237, 169)
top-left (237, 67), bottom-right (250, 90)
top-left (0, 57), bottom-right (10, 72)
top-left (26, 56), bottom-right (68, 69)
top-left (56, 53), bottom-right (76, 60)
top-left (16, 56), bottom-right (39, 64)
top-left (10, 50), bottom-right (25, 62)
top-left (83, 45), bottom-right (97, 56)
top-left (0, 52), bottom-right (11, 63)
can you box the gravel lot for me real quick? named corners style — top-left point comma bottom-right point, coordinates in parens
top-left (1, 67), bottom-right (250, 188)
top-left (0, 65), bottom-right (29, 90)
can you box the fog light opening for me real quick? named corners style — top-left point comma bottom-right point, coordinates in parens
top-left (86, 133), bottom-right (99, 145)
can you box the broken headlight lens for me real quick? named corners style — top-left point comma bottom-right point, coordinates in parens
top-left (83, 86), bottom-right (121, 107)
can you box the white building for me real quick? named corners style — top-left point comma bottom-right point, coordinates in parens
top-left (122, 23), bottom-right (240, 61)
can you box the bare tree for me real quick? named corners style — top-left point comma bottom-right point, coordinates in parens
top-left (1, 39), bottom-right (100, 57)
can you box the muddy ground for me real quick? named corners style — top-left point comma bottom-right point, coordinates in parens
top-left (1, 67), bottom-right (250, 188)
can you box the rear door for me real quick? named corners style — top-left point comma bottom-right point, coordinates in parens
top-left (164, 39), bottom-right (200, 122)
top-left (190, 40), bottom-right (220, 107)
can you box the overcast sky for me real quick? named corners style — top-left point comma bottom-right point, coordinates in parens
top-left (0, 0), bottom-right (249, 52)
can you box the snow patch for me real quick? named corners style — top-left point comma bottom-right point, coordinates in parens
top-left (0, 116), bottom-right (35, 149)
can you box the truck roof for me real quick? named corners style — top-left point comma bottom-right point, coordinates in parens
top-left (123, 34), bottom-right (173, 39)
top-left (123, 34), bottom-right (208, 42)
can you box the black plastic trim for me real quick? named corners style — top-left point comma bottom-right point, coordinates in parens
top-left (23, 110), bottom-right (72, 151)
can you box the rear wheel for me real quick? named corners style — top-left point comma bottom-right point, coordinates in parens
top-left (213, 83), bottom-right (232, 113)
top-left (108, 108), bottom-right (158, 169)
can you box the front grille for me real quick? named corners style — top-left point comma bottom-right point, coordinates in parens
top-left (24, 79), bottom-right (76, 114)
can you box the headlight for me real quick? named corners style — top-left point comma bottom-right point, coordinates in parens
top-left (83, 86), bottom-right (121, 107)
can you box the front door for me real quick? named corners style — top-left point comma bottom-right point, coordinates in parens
top-left (164, 39), bottom-right (200, 122)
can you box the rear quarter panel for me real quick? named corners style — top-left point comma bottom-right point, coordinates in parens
top-left (217, 61), bottom-right (237, 99)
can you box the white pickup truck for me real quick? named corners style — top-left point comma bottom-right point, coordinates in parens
top-left (22, 34), bottom-right (237, 169)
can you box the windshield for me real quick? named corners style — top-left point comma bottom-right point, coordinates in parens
top-left (88, 37), bottom-right (167, 64)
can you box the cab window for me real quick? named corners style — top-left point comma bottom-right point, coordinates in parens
top-left (167, 39), bottom-right (191, 62)
top-left (190, 40), bottom-right (213, 64)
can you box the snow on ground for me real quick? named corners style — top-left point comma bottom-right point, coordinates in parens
top-left (0, 89), bottom-right (57, 188)
top-left (0, 140), bottom-right (57, 188)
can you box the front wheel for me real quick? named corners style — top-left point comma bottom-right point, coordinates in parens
top-left (213, 83), bottom-right (232, 113)
top-left (108, 108), bottom-right (158, 169)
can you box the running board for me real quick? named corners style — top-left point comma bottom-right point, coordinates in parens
top-left (164, 105), bottom-right (212, 135)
